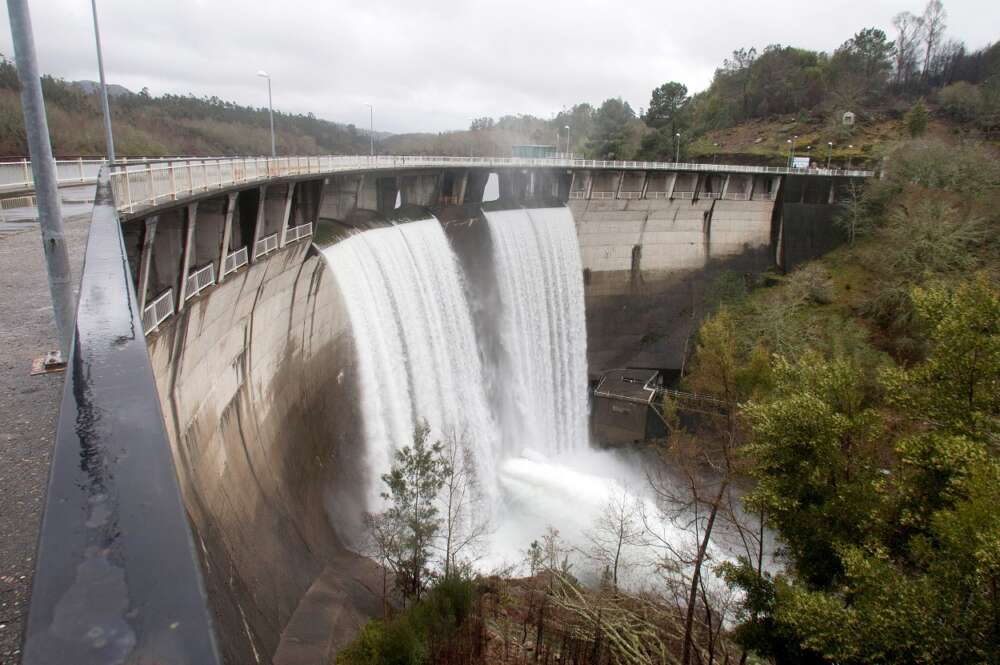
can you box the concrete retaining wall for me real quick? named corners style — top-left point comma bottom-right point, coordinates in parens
top-left (147, 241), bottom-right (380, 665)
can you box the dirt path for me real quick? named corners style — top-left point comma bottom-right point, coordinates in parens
top-left (0, 213), bottom-right (90, 665)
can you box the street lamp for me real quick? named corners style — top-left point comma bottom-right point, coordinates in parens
top-left (675, 132), bottom-right (681, 163)
top-left (564, 124), bottom-right (571, 157)
top-left (365, 104), bottom-right (374, 156)
top-left (90, 0), bottom-right (114, 162)
top-left (787, 135), bottom-right (798, 167)
top-left (826, 141), bottom-right (834, 169)
top-left (256, 70), bottom-right (275, 157)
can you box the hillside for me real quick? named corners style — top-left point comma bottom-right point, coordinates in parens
top-left (0, 58), bottom-right (372, 158)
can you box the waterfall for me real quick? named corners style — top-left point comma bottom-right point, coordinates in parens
top-left (321, 219), bottom-right (500, 512)
top-left (484, 207), bottom-right (590, 455)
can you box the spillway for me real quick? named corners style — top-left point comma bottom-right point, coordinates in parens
top-left (485, 207), bottom-right (590, 456)
top-left (322, 218), bottom-right (500, 522)
top-left (322, 208), bottom-right (592, 539)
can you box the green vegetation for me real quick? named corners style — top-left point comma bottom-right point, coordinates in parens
top-left (684, 136), bottom-right (1000, 663)
top-left (0, 56), bottom-right (371, 157)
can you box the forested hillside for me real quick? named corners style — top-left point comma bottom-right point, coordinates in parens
top-left (391, 0), bottom-right (1000, 168)
top-left (0, 58), bottom-right (372, 157)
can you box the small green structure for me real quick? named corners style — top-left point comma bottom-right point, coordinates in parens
top-left (512, 144), bottom-right (557, 159)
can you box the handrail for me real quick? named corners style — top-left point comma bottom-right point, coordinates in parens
top-left (100, 154), bottom-right (874, 216)
top-left (143, 288), bottom-right (175, 333)
top-left (185, 264), bottom-right (216, 301)
top-left (223, 246), bottom-right (249, 276)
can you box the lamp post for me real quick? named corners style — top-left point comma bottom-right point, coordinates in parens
top-left (787, 134), bottom-right (798, 167)
top-left (675, 132), bottom-right (681, 163)
top-left (713, 142), bottom-right (720, 164)
top-left (90, 0), bottom-right (114, 162)
top-left (6, 0), bottom-right (74, 359)
top-left (564, 125), bottom-right (571, 157)
top-left (365, 104), bottom-right (374, 156)
top-left (847, 144), bottom-right (854, 170)
top-left (826, 141), bottom-right (834, 169)
top-left (256, 71), bottom-right (275, 157)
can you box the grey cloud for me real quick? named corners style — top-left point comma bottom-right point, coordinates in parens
top-left (1, 0), bottom-right (998, 133)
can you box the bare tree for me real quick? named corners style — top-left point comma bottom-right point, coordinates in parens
top-left (582, 490), bottom-right (645, 590)
top-left (893, 11), bottom-right (924, 87)
top-left (921, 0), bottom-right (948, 79)
top-left (362, 510), bottom-right (402, 617)
top-left (437, 427), bottom-right (491, 578)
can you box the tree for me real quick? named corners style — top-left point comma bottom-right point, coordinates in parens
top-left (587, 98), bottom-right (637, 159)
top-left (469, 116), bottom-right (494, 131)
top-left (645, 81), bottom-right (689, 135)
top-left (582, 491), bottom-right (645, 589)
top-left (376, 422), bottom-right (451, 603)
top-left (921, 0), bottom-right (948, 79)
top-left (905, 98), bottom-right (930, 136)
top-left (830, 28), bottom-right (895, 101)
top-left (893, 11), bottom-right (924, 87)
top-left (437, 428), bottom-right (490, 579)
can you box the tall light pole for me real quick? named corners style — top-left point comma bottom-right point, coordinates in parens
top-left (564, 124), bottom-right (571, 157)
top-left (90, 0), bottom-right (114, 161)
top-left (675, 132), bottom-right (681, 163)
top-left (256, 71), bottom-right (275, 157)
top-left (6, 0), bottom-right (74, 359)
top-left (826, 141), bottom-right (834, 169)
top-left (365, 104), bottom-right (374, 156)
top-left (787, 134), bottom-right (798, 167)
top-left (847, 144), bottom-right (854, 169)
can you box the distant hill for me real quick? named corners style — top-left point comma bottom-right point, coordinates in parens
top-left (0, 59), bottom-right (374, 158)
top-left (71, 80), bottom-right (133, 98)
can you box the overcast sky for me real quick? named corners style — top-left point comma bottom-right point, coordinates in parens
top-left (1, 0), bottom-right (998, 134)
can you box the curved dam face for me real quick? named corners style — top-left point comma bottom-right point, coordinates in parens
top-left (24, 162), bottom-right (859, 665)
top-left (147, 239), bottom-right (378, 663)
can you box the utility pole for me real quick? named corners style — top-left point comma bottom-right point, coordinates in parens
top-left (7, 0), bottom-right (75, 359)
top-left (366, 104), bottom-right (374, 156)
top-left (257, 71), bottom-right (275, 157)
top-left (90, 0), bottom-right (114, 161)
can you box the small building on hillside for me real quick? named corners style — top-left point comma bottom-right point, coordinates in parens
top-left (591, 368), bottom-right (666, 445)
top-left (842, 110), bottom-right (856, 126)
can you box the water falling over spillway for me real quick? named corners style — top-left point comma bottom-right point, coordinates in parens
top-left (484, 207), bottom-right (590, 455)
top-left (322, 219), bottom-right (500, 514)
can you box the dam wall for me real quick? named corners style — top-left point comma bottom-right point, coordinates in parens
top-left (571, 197), bottom-right (776, 374)
top-left (23, 160), bottom-right (865, 665)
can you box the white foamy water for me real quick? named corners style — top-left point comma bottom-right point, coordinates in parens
top-left (323, 208), bottom-right (745, 588)
top-left (322, 219), bottom-right (500, 514)
top-left (484, 207), bottom-right (590, 455)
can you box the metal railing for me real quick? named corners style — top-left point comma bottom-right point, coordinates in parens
top-left (752, 191), bottom-right (778, 201)
top-left (568, 191), bottom-right (587, 199)
top-left (701, 192), bottom-right (723, 200)
top-left (0, 157), bottom-right (106, 193)
top-left (722, 192), bottom-right (750, 201)
top-left (285, 222), bottom-right (313, 244)
top-left (185, 264), bottom-right (216, 301)
top-left (590, 191), bottom-right (616, 200)
top-left (254, 232), bottom-right (279, 259)
top-left (102, 154), bottom-right (874, 216)
top-left (142, 288), bottom-right (174, 333)
top-left (223, 247), bottom-right (249, 276)
top-left (646, 191), bottom-right (669, 199)
top-left (619, 191), bottom-right (644, 200)
top-left (673, 191), bottom-right (696, 200)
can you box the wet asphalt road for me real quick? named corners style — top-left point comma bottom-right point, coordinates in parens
top-left (0, 212), bottom-right (90, 665)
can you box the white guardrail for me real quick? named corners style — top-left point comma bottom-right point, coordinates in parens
top-left (185, 263), bottom-right (216, 301)
top-left (223, 246), bottom-right (249, 276)
top-left (0, 157), bottom-right (106, 193)
top-left (0, 154), bottom-right (873, 216)
top-left (254, 232), bottom-right (279, 259)
top-left (286, 222), bottom-right (313, 244)
top-left (142, 289), bottom-right (175, 333)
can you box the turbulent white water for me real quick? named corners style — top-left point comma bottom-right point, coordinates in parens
top-left (322, 219), bottom-right (500, 513)
top-left (484, 208), bottom-right (590, 456)
top-left (322, 208), bottom-right (746, 585)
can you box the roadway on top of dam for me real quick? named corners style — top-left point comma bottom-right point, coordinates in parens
top-left (1, 154), bottom-right (874, 218)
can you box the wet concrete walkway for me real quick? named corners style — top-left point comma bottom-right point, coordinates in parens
top-left (0, 211), bottom-right (90, 665)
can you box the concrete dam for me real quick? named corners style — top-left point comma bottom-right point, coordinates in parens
top-left (22, 155), bottom-right (868, 665)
